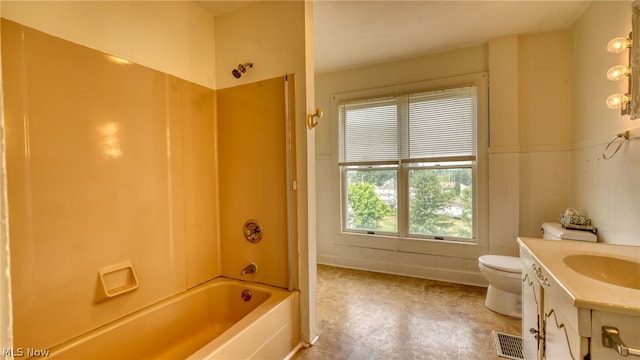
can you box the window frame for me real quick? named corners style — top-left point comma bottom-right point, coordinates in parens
top-left (341, 163), bottom-right (399, 235)
top-left (335, 73), bottom-right (488, 245)
top-left (404, 160), bottom-right (476, 241)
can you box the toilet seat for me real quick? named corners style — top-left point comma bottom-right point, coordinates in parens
top-left (478, 255), bottom-right (522, 274)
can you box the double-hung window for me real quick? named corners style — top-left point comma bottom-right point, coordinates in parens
top-left (338, 74), bottom-right (486, 243)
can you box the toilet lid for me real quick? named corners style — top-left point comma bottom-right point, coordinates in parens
top-left (479, 255), bottom-right (522, 273)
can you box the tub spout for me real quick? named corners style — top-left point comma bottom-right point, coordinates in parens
top-left (241, 263), bottom-right (257, 276)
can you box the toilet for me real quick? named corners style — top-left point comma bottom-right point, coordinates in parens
top-left (478, 222), bottom-right (597, 318)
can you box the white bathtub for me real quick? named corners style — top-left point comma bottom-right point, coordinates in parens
top-left (46, 278), bottom-right (300, 359)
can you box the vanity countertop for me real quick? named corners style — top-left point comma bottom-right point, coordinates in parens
top-left (518, 237), bottom-right (640, 316)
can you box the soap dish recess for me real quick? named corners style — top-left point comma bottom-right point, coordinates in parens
top-left (98, 260), bottom-right (139, 297)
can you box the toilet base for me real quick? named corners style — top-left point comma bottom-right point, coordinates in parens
top-left (484, 285), bottom-right (522, 318)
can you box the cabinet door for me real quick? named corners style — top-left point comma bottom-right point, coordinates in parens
top-left (544, 307), bottom-right (579, 360)
top-left (522, 265), bottom-right (543, 360)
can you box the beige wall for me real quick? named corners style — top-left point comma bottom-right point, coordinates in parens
top-left (487, 29), bottom-right (578, 247)
top-left (519, 30), bottom-right (573, 149)
top-left (571, 1), bottom-right (640, 245)
top-left (1, 1), bottom-right (216, 89)
top-left (573, 1), bottom-right (632, 146)
top-left (517, 30), bottom-right (573, 239)
top-left (489, 35), bottom-right (519, 150)
top-left (488, 31), bottom-right (572, 151)
top-left (215, 1), bottom-right (306, 90)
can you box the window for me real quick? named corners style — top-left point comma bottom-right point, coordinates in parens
top-left (338, 75), bottom-right (486, 243)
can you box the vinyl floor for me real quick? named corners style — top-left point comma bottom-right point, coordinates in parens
top-left (292, 264), bottom-right (522, 360)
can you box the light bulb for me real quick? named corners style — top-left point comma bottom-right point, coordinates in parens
top-left (607, 65), bottom-right (631, 81)
top-left (607, 37), bottom-right (632, 53)
top-left (606, 93), bottom-right (629, 109)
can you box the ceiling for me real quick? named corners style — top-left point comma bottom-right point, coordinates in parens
top-left (196, 1), bottom-right (591, 74)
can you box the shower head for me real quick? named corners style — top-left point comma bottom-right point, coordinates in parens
top-left (232, 62), bottom-right (253, 79)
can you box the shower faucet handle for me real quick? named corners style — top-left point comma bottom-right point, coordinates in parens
top-left (243, 220), bottom-right (263, 243)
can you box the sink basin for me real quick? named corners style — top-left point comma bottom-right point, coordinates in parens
top-left (563, 254), bottom-right (640, 290)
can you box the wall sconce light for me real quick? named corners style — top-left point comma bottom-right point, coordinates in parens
top-left (606, 93), bottom-right (630, 110)
top-left (607, 37), bottom-right (632, 53)
top-left (606, 33), bottom-right (632, 115)
top-left (607, 65), bottom-right (631, 81)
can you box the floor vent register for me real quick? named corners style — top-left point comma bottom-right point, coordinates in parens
top-left (492, 331), bottom-right (524, 360)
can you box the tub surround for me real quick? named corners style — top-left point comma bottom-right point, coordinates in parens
top-left (2, 17), bottom-right (301, 354)
top-left (217, 76), bottom-right (297, 290)
top-left (2, 18), bottom-right (219, 350)
top-left (1, 0), bottom-right (316, 352)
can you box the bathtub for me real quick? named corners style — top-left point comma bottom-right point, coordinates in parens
top-left (45, 278), bottom-right (300, 359)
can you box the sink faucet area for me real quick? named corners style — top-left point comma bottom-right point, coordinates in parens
top-left (563, 254), bottom-right (640, 291)
top-left (518, 237), bottom-right (640, 314)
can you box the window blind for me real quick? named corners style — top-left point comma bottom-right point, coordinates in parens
top-left (339, 98), bottom-right (398, 164)
top-left (339, 85), bottom-right (477, 165)
top-left (408, 86), bottom-right (477, 161)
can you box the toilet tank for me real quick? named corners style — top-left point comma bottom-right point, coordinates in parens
top-left (541, 222), bottom-right (597, 242)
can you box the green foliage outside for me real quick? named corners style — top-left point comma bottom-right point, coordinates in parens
top-left (346, 167), bottom-right (473, 238)
top-left (408, 170), bottom-right (455, 235)
top-left (409, 168), bottom-right (472, 238)
top-left (459, 186), bottom-right (473, 235)
top-left (347, 182), bottom-right (393, 230)
top-left (352, 171), bottom-right (395, 187)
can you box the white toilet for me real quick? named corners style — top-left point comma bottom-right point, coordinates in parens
top-left (478, 222), bottom-right (597, 318)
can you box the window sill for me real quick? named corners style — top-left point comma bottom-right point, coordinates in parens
top-left (335, 231), bottom-right (488, 259)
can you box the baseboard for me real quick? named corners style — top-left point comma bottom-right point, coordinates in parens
top-left (317, 253), bottom-right (336, 265)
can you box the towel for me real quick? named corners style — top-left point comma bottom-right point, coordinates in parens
top-left (560, 214), bottom-right (591, 226)
top-left (559, 213), bottom-right (597, 233)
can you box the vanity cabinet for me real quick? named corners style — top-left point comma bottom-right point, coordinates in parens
top-left (520, 243), bottom-right (589, 360)
top-left (542, 291), bottom-right (587, 360)
top-left (521, 250), bottom-right (543, 360)
top-left (519, 237), bottom-right (640, 360)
